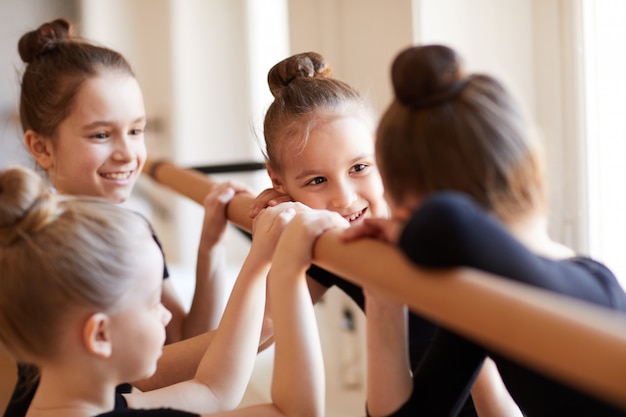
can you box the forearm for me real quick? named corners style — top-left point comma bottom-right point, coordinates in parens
top-left (471, 358), bottom-right (523, 417)
top-left (186, 243), bottom-right (230, 335)
top-left (365, 292), bottom-right (412, 417)
top-left (269, 265), bottom-right (325, 417)
top-left (162, 279), bottom-right (188, 344)
top-left (193, 257), bottom-right (270, 410)
top-left (131, 331), bottom-right (215, 391)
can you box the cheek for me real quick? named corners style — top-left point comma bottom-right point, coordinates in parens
top-left (361, 177), bottom-right (386, 210)
top-left (134, 139), bottom-right (147, 161)
top-left (65, 140), bottom-right (104, 164)
top-left (136, 310), bottom-right (166, 348)
top-left (54, 144), bottom-right (103, 182)
top-left (288, 189), bottom-right (326, 209)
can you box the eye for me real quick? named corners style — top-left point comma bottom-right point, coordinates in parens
top-left (130, 127), bottom-right (144, 136)
top-left (90, 132), bottom-right (109, 140)
top-left (351, 163), bottom-right (368, 173)
top-left (306, 176), bottom-right (326, 186)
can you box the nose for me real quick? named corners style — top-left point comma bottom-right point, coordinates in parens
top-left (161, 304), bottom-right (172, 327)
top-left (330, 179), bottom-right (357, 209)
top-left (111, 135), bottom-right (134, 162)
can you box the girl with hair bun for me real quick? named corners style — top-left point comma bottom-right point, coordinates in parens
top-left (6, 17), bottom-right (250, 416)
top-left (0, 165), bottom-right (339, 417)
top-left (249, 51), bottom-right (517, 417)
top-left (343, 44), bottom-right (626, 416)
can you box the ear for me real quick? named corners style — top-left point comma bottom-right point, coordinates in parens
top-left (24, 130), bottom-right (55, 170)
top-left (266, 164), bottom-right (288, 194)
top-left (82, 312), bottom-right (113, 359)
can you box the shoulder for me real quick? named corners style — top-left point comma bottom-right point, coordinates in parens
top-left (564, 256), bottom-right (626, 310)
top-left (566, 256), bottom-right (618, 281)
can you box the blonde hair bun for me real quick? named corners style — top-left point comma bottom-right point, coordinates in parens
top-left (0, 167), bottom-right (57, 245)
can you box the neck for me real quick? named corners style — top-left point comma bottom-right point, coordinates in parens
top-left (27, 367), bottom-right (117, 417)
top-left (507, 212), bottom-right (574, 260)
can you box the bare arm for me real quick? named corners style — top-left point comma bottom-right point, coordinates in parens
top-left (471, 358), bottom-right (523, 417)
top-left (128, 205), bottom-right (345, 417)
top-left (342, 217), bottom-right (412, 416)
top-left (126, 204), bottom-right (290, 412)
top-left (161, 181), bottom-right (254, 343)
top-left (131, 330), bottom-right (215, 392)
top-left (188, 182), bottom-right (254, 336)
top-left (263, 209), bottom-right (348, 417)
top-left (364, 291), bottom-right (412, 417)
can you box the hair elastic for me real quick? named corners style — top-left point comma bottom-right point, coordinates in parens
top-left (405, 76), bottom-right (473, 109)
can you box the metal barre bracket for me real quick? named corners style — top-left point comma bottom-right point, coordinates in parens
top-left (190, 162), bottom-right (266, 174)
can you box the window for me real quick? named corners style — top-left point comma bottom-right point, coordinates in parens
top-left (582, 0), bottom-right (626, 287)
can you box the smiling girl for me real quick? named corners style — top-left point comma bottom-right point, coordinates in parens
top-left (4, 18), bottom-right (245, 417)
top-left (248, 51), bottom-right (519, 417)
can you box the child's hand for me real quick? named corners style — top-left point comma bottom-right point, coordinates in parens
top-left (273, 209), bottom-right (350, 275)
top-left (249, 202), bottom-right (309, 263)
top-left (249, 188), bottom-right (293, 218)
top-left (341, 217), bottom-right (404, 244)
top-left (200, 181), bottom-right (254, 249)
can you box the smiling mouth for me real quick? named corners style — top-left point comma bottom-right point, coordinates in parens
top-left (100, 171), bottom-right (133, 180)
top-left (344, 208), bottom-right (366, 222)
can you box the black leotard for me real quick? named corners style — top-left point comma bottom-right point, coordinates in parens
top-left (386, 191), bottom-right (626, 417)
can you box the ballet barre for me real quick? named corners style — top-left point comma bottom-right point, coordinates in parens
top-left (143, 159), bottom-right (626, 410)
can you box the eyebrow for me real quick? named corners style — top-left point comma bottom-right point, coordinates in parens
top-left (82, 116), bottom-right (147, 130)
top-left (294, 153), bottom-right (374, 180)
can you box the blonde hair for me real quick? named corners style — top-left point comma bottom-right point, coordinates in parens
top-left (376, 45), bottom-right (546, 222)
top-left (263, 52), bottom-right (375, 173)
top-left (0, 167), bottom-right (153, 363)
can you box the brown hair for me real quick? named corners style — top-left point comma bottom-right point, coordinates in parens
top-left (0, 166), bottom-right (153, 363)
top-left (18, 18), bottom-right (135, 138)
top-left (376, 44), bottom-right (546, 222)
top-left (263, 52), bottom-right (375, 173)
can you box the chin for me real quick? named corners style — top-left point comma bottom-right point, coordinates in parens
top-left (135, 363), bottom-right (158, 382)
top-left (106, 190), bottom-right (132, 204)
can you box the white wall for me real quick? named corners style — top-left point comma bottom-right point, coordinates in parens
top-left (415, 0), bottom-right (584, 251)
top-left (288, 0), bottom-right (414, 116)
top-left (0, 0), bottom-right (79, 171)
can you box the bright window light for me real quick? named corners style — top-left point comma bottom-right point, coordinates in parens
top-left (582, 0), bottom-right (626, 287)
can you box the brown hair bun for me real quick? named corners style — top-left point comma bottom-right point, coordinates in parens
top-left (391, 44), bottom-right (468, 109)
top-left (267, 52), bottom-right (333, 97)
top-left (18, 18), bottom-right (73, 63)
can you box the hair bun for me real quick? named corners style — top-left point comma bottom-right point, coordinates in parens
top-left (391, 44), bottom-right (468, 109)
top-left (18, 18), bottom-right (73, 63)
top-left (267, 52), bottom-right (333, 97)
top-left (0, 167), bottom-right (56, 246)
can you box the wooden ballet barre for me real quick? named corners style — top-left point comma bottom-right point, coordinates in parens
top-left (143, 159), bottom-right (626, 410)
top-left (144, 159), bottom-right (255, 231)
